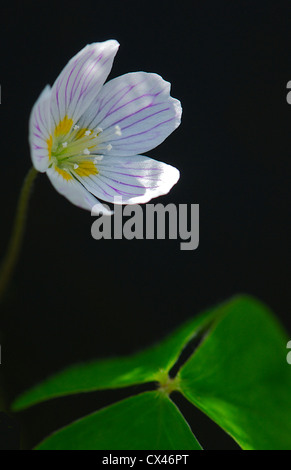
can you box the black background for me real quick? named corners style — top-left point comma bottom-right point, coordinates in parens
top-left (0, 0), bottom-right (290, 450)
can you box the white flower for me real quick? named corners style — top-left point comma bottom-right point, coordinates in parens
top-left (29, 40), bottom-right (182, 215)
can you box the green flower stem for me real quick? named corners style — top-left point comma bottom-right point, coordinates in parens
top-left (0, 167), bottom-right (38, 300)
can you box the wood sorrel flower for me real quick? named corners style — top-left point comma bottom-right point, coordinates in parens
top-left (29, 40), bottom-right (181, 214)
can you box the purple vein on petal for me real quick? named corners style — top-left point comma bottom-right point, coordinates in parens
top-left (79, 54), bottom-right (104, 97)
top-left (99, 166), bottom-right (162, 179)
top-left (32, 144), bottom-right (45, 150)
top-left (89, 174), bottom-right (144, 197)
top-left (87, 175), bottom-right (115, 199)
top-left (99, 179), bottom-right (145, 196)
top-left (82, 55), bottom-right (112, 100)
top-left (33, 132), bottom-right (43, 139)
top-left (68, 49), bottom-right (94, 104)
top-left (34, 118), bottom-right (41, 134)
top-left (100, 174), bottom-right (155, 190)
top-left (100, 166), bottom-right (162, 172)
top-left (70, 54), bottom-right (111, 120)
top-left (104, 90), bottom-right (163, 120)
top-left (101, 170), bottom-right (161, 179)
top-left (37, 103), bottom-right (46, 130)
top-left (110, 116), bottom-right (176, 144)
top-left (118, 107), bottom-right (170, 132)
top-left (83, 83), bottom-right (139, 131)
top-left (101, 79), bottom-right (147, 116)
top-left (97, 83), bottom-right (133, 114)
top-left (103, 102), bottom-right (163, 131)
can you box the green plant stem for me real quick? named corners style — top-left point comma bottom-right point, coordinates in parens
top-left (0, 167), bottom-right (38, 300)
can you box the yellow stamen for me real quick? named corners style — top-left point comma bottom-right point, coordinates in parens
top-left (54, 116), bottom-right (74, 137)
top-left (49, 118), bottom-right (101, 181)
top-left (47, 135), bottom-right (53, 160)
top-left (55, 167), bottom-right (73, 181)
top-left (74, 161), bottom-right (98, 177)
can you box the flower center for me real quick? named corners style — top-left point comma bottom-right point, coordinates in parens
top-left (47, 116), bottom-right (109, 181)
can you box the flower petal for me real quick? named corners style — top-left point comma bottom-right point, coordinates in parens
top-left (29, 85), bottom-right (52, 172)
top-left (46, 167), bottom-right (112, 214)
top-left (74, 155), bottom-right (180, 204)
top-left (50, 40), bottom-right (119, 128)
top-left (77, 72), bottom-right (182, 156)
